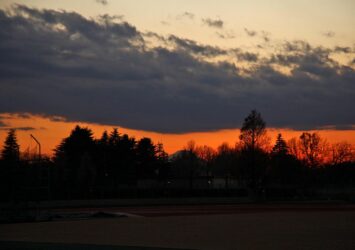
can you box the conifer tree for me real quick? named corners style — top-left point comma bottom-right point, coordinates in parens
top-left (272, 133), bottom-right (288, 155)
top-left (1, 129), bottom-right (20, 164)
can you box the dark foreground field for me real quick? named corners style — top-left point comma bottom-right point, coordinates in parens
top-left (1, 204), bottom-right (355, 250)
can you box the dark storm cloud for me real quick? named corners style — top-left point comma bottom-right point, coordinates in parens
top-left (202, 18), bottom-right (223, 29)
top-left (0, 5), bottom-right (354, 133)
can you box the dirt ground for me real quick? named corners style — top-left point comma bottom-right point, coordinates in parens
top-left (0, 206), bottom-right (355, 250)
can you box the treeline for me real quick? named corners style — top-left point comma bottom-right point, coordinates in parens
top-left (0, 110), bottom-right (354, 201)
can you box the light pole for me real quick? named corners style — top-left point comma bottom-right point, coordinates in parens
top-left (30, 134), bottom-right (41, 160)
top-left (30, 134), bottom-right (51, 201)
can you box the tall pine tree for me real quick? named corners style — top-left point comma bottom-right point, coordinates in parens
top-left (1, 129), bottom-right (20, 164)
top-left (272, 133), bottom-right (288, 156)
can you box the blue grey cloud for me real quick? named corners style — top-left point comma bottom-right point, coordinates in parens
top-left (0, 5), bottom-right (354, 133)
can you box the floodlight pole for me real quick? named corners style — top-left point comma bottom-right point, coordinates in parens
top-left (30, 134), bottom-right (51, 200)
top-left (30, 134), bottom-right (41, 159)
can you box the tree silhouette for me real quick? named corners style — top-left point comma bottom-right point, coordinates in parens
top-left (109, 128), bottom-right (120, 146)
top-left (272, 133), bottom-right (288, 156)
top-left (239, 110), bottom-right (268, 195)
top-left (155, 142), bottom-right (170, 182)
top-left (170, 141), bottom-right (201, 190)
top-left (299, 132), bottom-right (327, 167)
top-left (96, 130), bottom-right (109, 188)
top-left (330, 142), bottom-right (354, 165)
top-left (55, 126), bottom-right (95, 162)
top-left (287, 137), bottom-right (300, 159)
top-left (0, 121), bottom-right (353, 203)
top-left (1, 129), bottom-right (20, 164)
top-left (239, 110), bottom-right (268, 151)
top-left (117, 133), bottom-right (136, 185)
top-left (195, 145), bottom-right (216, 176)
top-left (0, 129), bottom-right (20, 201)
top-left (269, 133), bottom-right (302, 187)
top-left (99, 130), bottom-right (109, 145)
top-left (54, 125), bottom-right (95, 198)
top-left (136, 137), bottom-right (158, 178)
top-left (106, 128), bottom-right (121, 188)
top-left (212, 143), bottom-right (237, 188)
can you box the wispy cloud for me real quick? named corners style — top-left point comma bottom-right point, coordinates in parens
top-left (244, 28), bottom-right (270, 42)
top-left (95, 0), bottom-right (108, 5)
top-left (216, 31), bottom-right (235, 39)
top-left (322, 31), bottom-right (335, 38)
top-left (0, 126), bottom-right (36, 131)
top-left (202, 18), bottom-right (223, 29)
top-left (244, 28), bottom-right (257, 37)
top-left (261, 31), bottom-right (271, 43)
top-left (161, 20), bottom-right (170, 26)
top-left (177, 11), bottom-right (195, 20)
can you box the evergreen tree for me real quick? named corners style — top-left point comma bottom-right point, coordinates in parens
top-left (272, 133), bottom-right (288, 156)
top-left (96, 130), bottom-right (109, 186)
top-left (54, 125), bottom-right (95, 197)
top-left (1, 129), bottom-right (20, 164)
top-left (115, 133), bottom-right (136, 185)
top-left (269, 134), bottom-right (303, 187)
top-left (109, 128), bottom-right (120, 146)
top-left (136, 137), bottom-right (157, 178)
top-left (55, 125), bottom-right (95, 162)
top-left (155, 142), bottom-right (170, 181)
top-left (0, 129), bottom-right (20, 201)
top-left (105, 128), bottom-right (122, 187)
top-left (99, 130), bottom-right (109, 145)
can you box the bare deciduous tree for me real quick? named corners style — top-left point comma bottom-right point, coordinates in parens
top-left (331, 142), bottom-right (354, 165)
top-left (299, 132), bottom-right (329, 167)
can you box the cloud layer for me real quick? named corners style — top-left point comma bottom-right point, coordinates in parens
top-left (0, 5), bottom-right (354, 133)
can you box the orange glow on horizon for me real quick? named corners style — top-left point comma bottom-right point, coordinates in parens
top-left (0, 113), bottom-right (355, 157)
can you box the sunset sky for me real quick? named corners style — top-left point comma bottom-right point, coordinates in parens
top-left (0, 0), bottom-right (354, 155)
